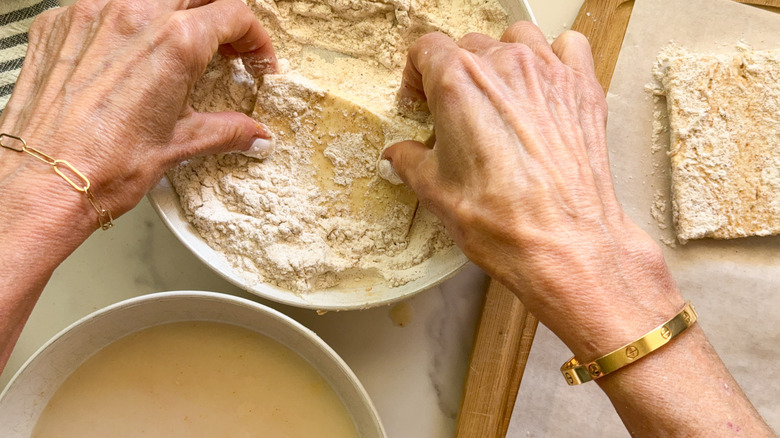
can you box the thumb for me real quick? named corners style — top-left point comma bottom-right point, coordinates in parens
top-left (171, 111), bottom-right (273, 162)
top-left (381, 140), bottom-right (436, 196)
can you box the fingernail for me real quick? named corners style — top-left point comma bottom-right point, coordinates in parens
top-left (243, 55), bottom-right (278, 76)
top-left (377, 158), bottom-right (404, 185)
top-left (241, 137), bottom-right (274, 159)
top-left (256, 122), bottom-right (271, 138)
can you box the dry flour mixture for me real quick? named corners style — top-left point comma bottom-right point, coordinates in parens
top-left (169, 0), bottom-right (508, 292)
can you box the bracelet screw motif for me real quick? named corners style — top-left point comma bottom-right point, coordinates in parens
top-left (560, 302), bottom-right (697, 385)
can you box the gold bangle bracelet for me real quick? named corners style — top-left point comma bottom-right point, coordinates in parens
top-left (561, 301), bottom-right (697, 386)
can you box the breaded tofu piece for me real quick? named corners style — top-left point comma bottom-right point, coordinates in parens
top-left (254, 73), bottom-right (427, 243)
top-left (654, 46), bottom-right (780, 242)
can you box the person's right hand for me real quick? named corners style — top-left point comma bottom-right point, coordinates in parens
top-left (383, 23), bottom-right (684, 359)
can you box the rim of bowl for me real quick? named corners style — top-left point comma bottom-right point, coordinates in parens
top-left (0, 291), bottom-right (386, 437)
top-left (147, 178), bottom-right (469, 311)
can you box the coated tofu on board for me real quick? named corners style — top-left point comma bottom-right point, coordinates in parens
top-left (654, 46), bottom-right (780, 242)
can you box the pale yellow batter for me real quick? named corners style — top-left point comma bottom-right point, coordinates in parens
top-left (32, 322), bottom-right (359, 438)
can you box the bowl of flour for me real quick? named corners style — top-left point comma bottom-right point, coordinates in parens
top-left (148, 0), bottom-right (534, 310)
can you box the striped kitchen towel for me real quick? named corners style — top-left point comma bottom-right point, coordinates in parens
top-left (0, 0), bottom-right (59, 114)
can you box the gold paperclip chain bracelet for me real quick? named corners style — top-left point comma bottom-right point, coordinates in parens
top-left (1, 133), bottom-right (114, 230)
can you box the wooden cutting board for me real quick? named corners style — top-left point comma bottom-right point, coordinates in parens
top-left (454, 0), bottom-right (779, 437)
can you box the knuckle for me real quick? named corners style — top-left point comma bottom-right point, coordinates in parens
top-left (416, 32), bottom-right (444, 47)
top-left (548, 63), bottom-right (574, 84)
top-left (447, 200), bottom-right (491, 255)
top-left (451, 48), bottom-right (476, 66)
top-left (102, 0), bottom-right (153, 35)
top-left (588, 92), bottom-right (608, 115)
top-left (504, 20), bottom-right (538, 40)
top-left (222, 119), bottom-right (248, 145)
top-left (413, 32), bottom-right (451, 54)
top-left (580, 81), bottom-right (607, 112)
top-left (403, 155), bottom-right (437, 199)
top-left (174, 14), bottom-right (202, 52)
top-left (32, 8), bottom-right (58, 27)
top-left (502, 43), bottom-right (536, 65)
top-left (158, 12), bottom-right (200, 55)
top-left (459, 32), bottom-right (485, 45)
top-left (67, 0), bottom-right (102, 24)
top-left (556, 30), bottom-right (589, 47)
top-left (645, 241), bottom-right (665, 262)
top-left (507, 20), bottom-right (535, 32)
top-left (452, 198), bottom-right (479, 229)
top-left (436, 65), bottom-right (467, 97)
top-left (220, 0), bottom-right (249, 15)
top-left (625, 237), bottom-right (668, 276)
top-left (432, 49), bottom-right (492, 100)
top-left (28, 10), bottom-right (59, 40)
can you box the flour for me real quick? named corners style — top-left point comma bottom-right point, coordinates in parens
top-left (250, 0), bottom-right (508, 114)
top-left (169, 0), bottom-right (508, 292)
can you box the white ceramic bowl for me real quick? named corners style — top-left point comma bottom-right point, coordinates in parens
top-left (149, 177), bottom-right (470, 311)
top-left (147, 0), bottom-right (534, 311)
top-left (0, 291), bottom-right (386, 438)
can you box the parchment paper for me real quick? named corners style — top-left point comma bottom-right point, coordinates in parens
top-left (509, 1), bottom-right (780, 435)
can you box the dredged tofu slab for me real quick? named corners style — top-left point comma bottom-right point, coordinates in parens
top-left (655, 46), bottom-right (780, 242)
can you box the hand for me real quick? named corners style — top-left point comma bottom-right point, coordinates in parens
top-left (384, 23), bottom-right (684, 358)
top-left (0, 0), bottom-right (277, 376)
top-left (0, 0), bottom-right (275, 238)
top-left (387, 30), bottom-right (774, 436)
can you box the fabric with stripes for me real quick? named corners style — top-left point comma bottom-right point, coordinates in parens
top-left (0, 0), bottom-right (59, 115)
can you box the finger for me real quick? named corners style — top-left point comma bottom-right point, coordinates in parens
top-left (177, 0), bottom-right (277, 75)
top-left (549, 30), bottom-right (611, 204)
top-left (457, 32), bottom-right (498, 55)
top-left (216, 44), bottom-right (273, 76)
top-left (183, 0), bottom-right (214, 8)
top-left (150, 0), bottom-right (230, 10)
top-left (2, 9), bottom-right (62, 121)
top-left (500, 21), bottom-right (555, 60)
top-left (142, 0), bottom-right (215, 11)
top-left (550, 30), bottom-right (596, 77)
top-left (381, 140), bottom-right (437, 196)
top-left (70, 0), bottom-right (112, 14)
top-left (169, 111), bottom-right (273, 162)
top-left (398, 32), bottom-right (459, 106)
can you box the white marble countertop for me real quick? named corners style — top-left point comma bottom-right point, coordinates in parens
top-left (4, 1), bottom-right (777, 436)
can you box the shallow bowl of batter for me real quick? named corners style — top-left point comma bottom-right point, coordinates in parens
top-left (0, 291), bottom-right (386, 437)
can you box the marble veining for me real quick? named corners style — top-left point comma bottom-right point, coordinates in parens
top-left (426, 271), bottom-right (487, 422)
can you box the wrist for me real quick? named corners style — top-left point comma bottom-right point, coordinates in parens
top-left (502, 219), bottom-right (685, 361)
top-left (0, 155), bottom-right (97, 264)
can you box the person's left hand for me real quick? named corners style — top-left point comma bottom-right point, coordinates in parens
top-left (0, 0), bottom-right (276, 236)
